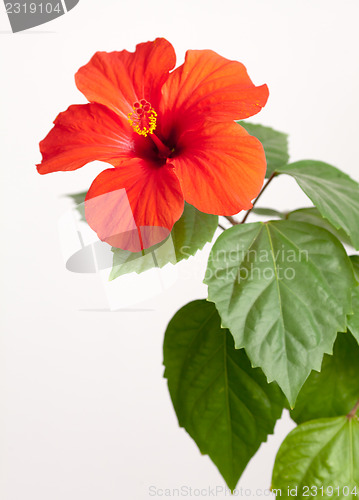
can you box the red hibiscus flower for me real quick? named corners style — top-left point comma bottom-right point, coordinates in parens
top-left (37, 38), bottom-right (268, 252)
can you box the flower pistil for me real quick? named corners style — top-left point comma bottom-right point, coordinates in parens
top-left (128, 99), bottom-right (157, 137)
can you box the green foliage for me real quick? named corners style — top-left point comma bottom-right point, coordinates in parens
top-left (67, 190), bottom-right (87, 206)
top-left (348, 256), bottom-right (359, 345)
top-left (67, 124), bottom-right (359, 492)
top-left (163, 300), bottom-right (285, 491)
top-left (272, 416), bottom-right (359, 500)
top-left (110, 203), bottom-right (218, 279)
top-left (67, 190), bottom-right (86, 221)
top-left (251, 208), bottom-right (285, 218)
top-left (277, 161), bottom-right (359, 249)
top-left (287, 207), bottom-right (353, 247)
top-left (291, 332), bottom-right (359, 424)
top-left (110, 237), bottom-right (176, 279)
top-left (204, 220), bottom-right (356, 407)
top-left (170, 203), bottom-right (218, 261)
top-left (238, 122), bottom-right (289, 177)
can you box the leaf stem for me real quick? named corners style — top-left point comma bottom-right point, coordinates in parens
top-left (224, 215), bottom-right (240, 225)
top-left (347, 398), bottom-right (359, 420)
top-left (240, 172), bottom-right (277, 224)
top-left (221, 173), bottom-right (277, 227)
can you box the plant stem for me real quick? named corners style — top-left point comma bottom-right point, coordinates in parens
top-left (240, 172), bottom-right (277, 224)
top-left (222, 173), bottom-right (277, 227)
top-left (347, 398), bottom-right (359, 420)
top-left (224, 215), bottom-right (240, 225)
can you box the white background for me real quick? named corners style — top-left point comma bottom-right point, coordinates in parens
top-left (1, 1), bottom-right (359, 498)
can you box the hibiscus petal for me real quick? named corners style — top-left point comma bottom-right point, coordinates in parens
top-left (84, 159), bottom-right (184, 252)
top-left (75, 38), bottom-right (176, 120)
top-left (160, 50), bottom-right (268, 135)
top-left (37, 103), bottom-right (134, 174)
top-left (172, 121), bottom-right (266, 214)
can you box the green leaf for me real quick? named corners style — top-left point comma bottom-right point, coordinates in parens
top-left (291, 332), bottom-right (359, 424)
top-left (251, 208), bottom-right (285, 218)
top-left (237, 122), bottom-right (289, 178)
top-left (277, 161), bottom-right (359, 249)
top-left (109, 202), bottom-right (218, 279)
top-left (110, 236), bottom-right (177, 279)
top-left (348, 256), bottom-right (359, 345)
top-left (163, 300), bottom-right (285, 491)
top-left (204, 220), bottom-right (356, 407)
top-left (287, 207), bottom-right (353, 247)
top-left (67, 191), bottom-right (87, 206)
top-left (67, 190), bottom-right (87, 221)
top-left (272, 416), bottom-right (359, 500)
top-left (171, 203), bottom-right (218, 261)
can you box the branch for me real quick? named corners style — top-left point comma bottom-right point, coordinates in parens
top-left (347, 398), bottom-right (359, 420)
top-left (223, 172), bottom-right (278, 226)
top-left (240, 172), bottom-right (277, 224)
top-left (224, 215), bottom-right (240, 225)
